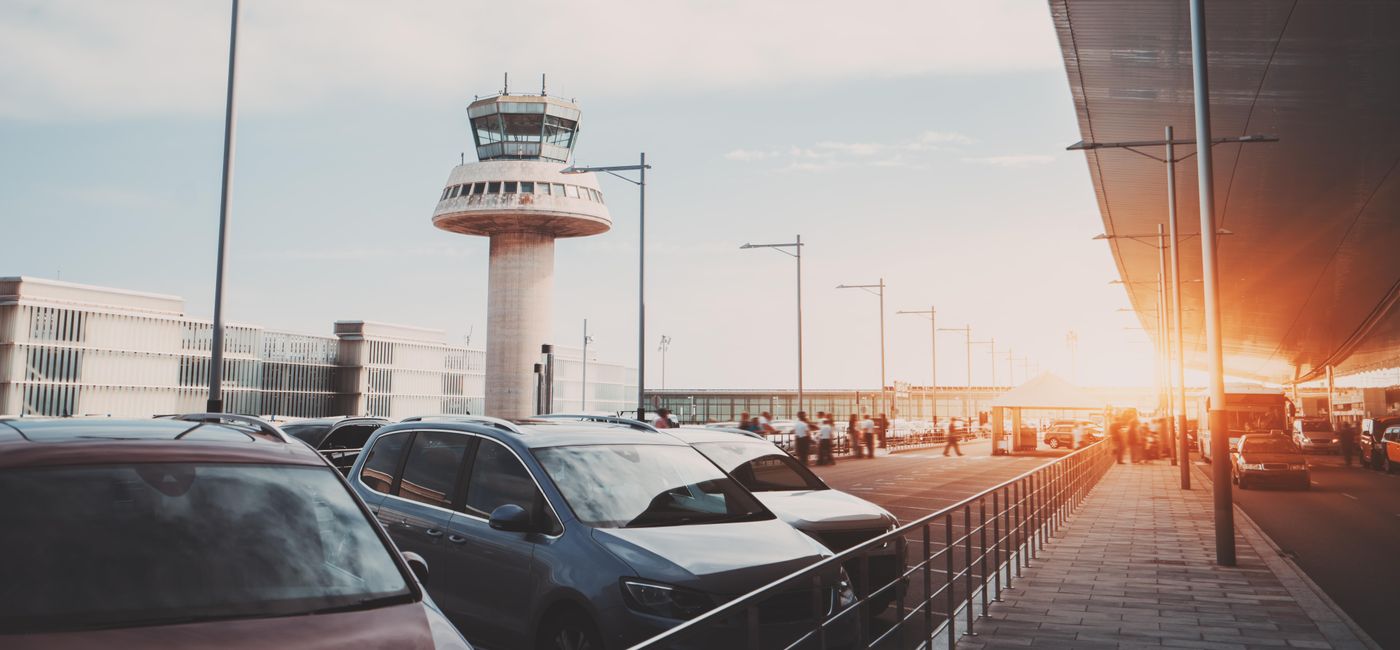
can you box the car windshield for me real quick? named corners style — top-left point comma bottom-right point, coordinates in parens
top-left (534, 444), bottom-right (772, 528)
top-left (1241, 438), bottom-right (1300, 454)
top-left (1224, 406), bottom-right (1286, 432)
top-left (0, 464), bottom-right (412, 633)
top-left (1300, 420), bottom-right (1332, 433)
top-left (692, 440), bottom-right (827, 492)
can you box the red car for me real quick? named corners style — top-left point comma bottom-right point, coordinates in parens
top-left (0, 414), bottom-right (471, 649)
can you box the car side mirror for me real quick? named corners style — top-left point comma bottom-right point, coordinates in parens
top-left (488, 504), bottom-right (534, 533)
top-left (402, 551), bottom-right (429, 583)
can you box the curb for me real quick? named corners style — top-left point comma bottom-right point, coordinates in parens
top-left (1188, 463), bottom-right (1380, 650)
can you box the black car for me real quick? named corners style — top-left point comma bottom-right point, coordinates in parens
top-left (1231, 434), bottom-right (1309, 490)
top-left (281, 416), bottom-right (390, 474)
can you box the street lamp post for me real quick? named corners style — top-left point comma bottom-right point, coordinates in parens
top-left (207, 0), bottom-right (242, 414)
top-left (742, 236), bottom-right (804, 413)
top-left (658, 335), bottom-right (671, 390)
top-left (837, 280), bottom-right (887, 417)
top-left (938, 324), bottom-right (973, 422)
top-left (581, 319), bottom-right (593, 411)
top-left (562, 153), bottom-right (651, 421)
top-left (896, 307), bottom-right (937, 427)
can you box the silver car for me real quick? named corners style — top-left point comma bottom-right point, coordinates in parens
top-left (667, 427), bottom-right (902, 610)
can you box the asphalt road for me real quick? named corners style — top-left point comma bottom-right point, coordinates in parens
top-left (1198, 452), bottom-right (1400, 649)
top-left (811, 439), bottom-right (1070, 524)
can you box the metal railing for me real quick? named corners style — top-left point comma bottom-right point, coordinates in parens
top-left (631, 440), bottom-right (1114, 650)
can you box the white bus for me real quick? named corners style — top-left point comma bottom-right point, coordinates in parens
top-left (1196, 385), bottom-right (1293, 463)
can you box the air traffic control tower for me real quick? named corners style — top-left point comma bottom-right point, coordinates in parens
top-left (432, 91), bottom-right (610, 418)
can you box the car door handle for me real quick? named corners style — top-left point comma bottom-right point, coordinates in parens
top-left (448, 534), bottom-right (468, 544)
top-left (425, 528), bottom-right (444, 538)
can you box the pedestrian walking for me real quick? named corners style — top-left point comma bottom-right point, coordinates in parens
top-left (738, 411), bottom-right (755, 433)
top-left (817, 418), bottom-right (836, 465)
top-left (847, 414), bottom-right (862, 458)
top-left (793, 411), bottom-right (813, 465)
top-left (652, 408), bottom-right (674, 429)
top-left (943, 419), bottom-right (964, 456)
top-left (1127, 419), bottom-right (1142, 463)
top-left (1110, 419), bottom-right (1126, 464)
top-left (759, 411), bottom-right (777, 435)
top-left (876, 413), bottom-right (890, 450)
top-left (1338, 420), bottom-right (1358, 467)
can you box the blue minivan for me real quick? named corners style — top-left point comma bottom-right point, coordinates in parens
top-left (347, 416), bottom-right (852, 650)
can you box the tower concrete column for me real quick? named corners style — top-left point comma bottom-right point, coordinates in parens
top-left (486, 231), bottom-right (555, 418)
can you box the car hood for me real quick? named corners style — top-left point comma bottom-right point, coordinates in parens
top-left (1239, 453), bottom-right (1304, 464)
top-left (753, 490), bottom-right (896, 532)
top-left (593, 518), bottom-right (832, 596)
top-left (1301, 434), bottom-right (1334, 441)
top-left (4, 601), bottom-right (471, 650)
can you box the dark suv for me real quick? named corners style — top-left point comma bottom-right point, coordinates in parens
top-left (0, 414), bottom-right (470, 649)
top-left (281, 416), bottom-right (390, 474)
top-left (348, 416), bottom-right (850, 650)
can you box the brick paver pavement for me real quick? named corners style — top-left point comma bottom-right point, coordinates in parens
top-left (956, 461), bottom-right (1374, 650)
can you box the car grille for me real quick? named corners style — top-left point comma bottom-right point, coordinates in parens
top-left (816, 528), bottom-right (887, 552)
top-left (1262, 463), bottom-right (1290, 470)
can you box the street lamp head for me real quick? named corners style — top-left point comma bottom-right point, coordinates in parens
top-left (1092, 233), bottom-right (1110, 240)
top-left (739, 243), bottom-right (754, 249)
top-left (559, 165), bottom-right (583, 175)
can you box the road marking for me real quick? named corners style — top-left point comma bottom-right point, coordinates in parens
top-left (1342, 493), bottom-right (1358, 500)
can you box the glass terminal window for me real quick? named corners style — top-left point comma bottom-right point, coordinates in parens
top-left (520, 181), bottom-right (535, 193)
top-left (487, 182), bottom-right (501, 194)
top-left (472, 183), bottom-right (486, 195)
top-left (551, 183), bottom-right (565, 196)
top-left (536, 183), bottom-right (551, 196)
top-left (503, 181), bottom-right (518, 194)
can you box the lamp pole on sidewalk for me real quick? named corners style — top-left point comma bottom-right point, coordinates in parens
top-left (938, 324), bottom-right (973, 421)
top-left (837, 279), bottom-right (888, 416)
top-left (207, 0), bottom-right (241, 414)
top-left (742, 236), bottom-right (805, 413)
top-left (896, 307), bottom-right (937, 426)
top-left (1190, 0), bottom-right (1235, 566)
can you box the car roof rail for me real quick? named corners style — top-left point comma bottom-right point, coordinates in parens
top-left (532, 413), bottom-right (661, 434)
top-left (400, 414), bottom-right (525, 435)
top-left (167, 413), bottom-right (294, 443)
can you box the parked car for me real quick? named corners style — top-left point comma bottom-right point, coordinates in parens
top-left (1360, 417), bottom-right (1400, 470)
top-left (668, 427), bottom-right (901, 610)
top-left (1231, 433), bottom-right (1309, 490)
top-left (1290, 418), bottom-right (1338, 454)
top-left (280, 416), bottom-right (391, 474)
top-left (348, 417), bottom-right (852, 650)
top-left (0, 414), bottom-right (470, 649)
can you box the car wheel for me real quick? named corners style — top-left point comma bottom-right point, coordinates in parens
top-left (1237, 475), bottom-right (1249, 490)
top-left (538, 611), bottom-right (603, 650)
top-left (1048, 438), bottom-right (1060, 449)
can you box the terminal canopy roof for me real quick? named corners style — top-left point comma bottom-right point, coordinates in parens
top-left (1051, 0), bottom-right (1400, 384)
top-left (987, 374), bottom-right (1104, 411)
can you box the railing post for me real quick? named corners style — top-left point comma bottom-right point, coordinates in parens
top-left (1014, 480), bottom-right (1025, 574)
top-left (979, 497), bottom-right (989, 615)
top-left (992, 489), bottom-right (1003, 601)
top-left (964, 505), bottom-right (975, 635)
top-left (945, 512), bottom-right (956, 650)
top-left (923, 522), bottom-right (932, 643)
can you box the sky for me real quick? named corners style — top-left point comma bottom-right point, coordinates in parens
top-left (0, 0), bottom-right (1176, 390)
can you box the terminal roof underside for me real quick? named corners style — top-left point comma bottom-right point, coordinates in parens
top-left (1051, 0), bottom-right (1400, 384)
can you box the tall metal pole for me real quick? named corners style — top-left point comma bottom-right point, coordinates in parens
top-left (796, 234), bottom-right (805, 414)
top-left (1191, 0), bottom-right (1234, 566)
top-left (878, 278), bottom-right (887, 416)
top-left (1157, 226), bottom-right (1177, 466)
top-left (637, 152), bottom-right (647, 421)
top-left (930, 307), bottom-right (937, 426)
top-left (581, 319), bottom-right (589, 411)
top-left (1168, 126), bottom-right (1190, 488)
top-left (207, 0), bottom-right (241, 414)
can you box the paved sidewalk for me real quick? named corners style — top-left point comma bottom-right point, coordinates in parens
top-left (957, 461), bottom-right (1375, 650)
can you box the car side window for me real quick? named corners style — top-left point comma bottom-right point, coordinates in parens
top-left (323, 423), bottom-right (383, 451)
top-left (1385, 426), bottom-right (1400, 442)
top-left (464, 439), bottom-right (542, 520)
top-left (359, 431), bottom-right (410, 495)
top-left (399, 431), bottom-right (471, 509)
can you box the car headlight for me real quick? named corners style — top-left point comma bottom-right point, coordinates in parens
top-left (621, 579), bottom-right (715, 620)
top-left (1288, 464), bottom-right (1307, 471)
top-left (1330, 438), bottom-right (1339, 443)
top-left (836, 568), bottom-right (857, 609)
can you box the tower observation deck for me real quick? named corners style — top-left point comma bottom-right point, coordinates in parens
top-left (432, 91), bottom-right (611, 418)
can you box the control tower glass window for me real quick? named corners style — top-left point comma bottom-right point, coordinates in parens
top-left (543, 116), bottom-right (576, 148)
top-left (472, 115), bottom-right (503, 146)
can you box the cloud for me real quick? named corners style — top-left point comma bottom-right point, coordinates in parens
top-left (961, 154), bottom-right (1056, 167)
top-left (724, 130), bottom-right (976, 172)
top-left (0, 0), bottom-right (1062, 121)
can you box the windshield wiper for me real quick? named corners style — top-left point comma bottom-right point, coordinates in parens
top-left (303, 592), bottom-right (415, 616)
